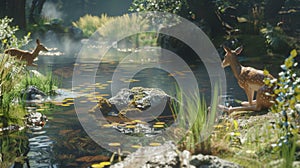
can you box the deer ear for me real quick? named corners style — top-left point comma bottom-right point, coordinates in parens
top-left (234, 46), bottom-right (243, 55)
top-left (36, 39), bottom-right (40, 45)
top-left (223, 45), bottom-right (231, 53)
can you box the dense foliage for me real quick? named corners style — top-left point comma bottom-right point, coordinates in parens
top-left (0, 17), bottom-right (29, 109)
top-left (129, 0), bottom-right (189, 15)
top-left (264, 49), bottom-right (299, 166)
top-left (0, 17), bottom-right (30, 51)
top-left (0, 17), bottom-right (57, 127)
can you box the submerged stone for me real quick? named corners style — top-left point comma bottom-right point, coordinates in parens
top-left (25, 112), bottom-right (48, 127)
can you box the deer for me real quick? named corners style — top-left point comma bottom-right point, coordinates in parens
top-left (4, 39), bottom-right (48, 66)
top-left (219, 46), bottom-right (275, 113)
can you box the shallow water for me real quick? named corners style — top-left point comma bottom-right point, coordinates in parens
top-left (1, 43), bottom-right (282, 167)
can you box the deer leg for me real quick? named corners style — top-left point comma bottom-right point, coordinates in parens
top-left (241, 100), bottom-right (257, 106)
top-left (241, 88), bottom-right (255, 106)
top-left (218, 104), bottom-right (262, 113)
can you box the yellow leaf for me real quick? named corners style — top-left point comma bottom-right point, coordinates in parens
top-left (263, 69), bottom-right (270, 76)
top-left (233, 120), bottom-right (238, 130)
top-left (155, 122), bottom-right (165, 125)
top-left (108, 143), bottom-right (120, 147)
top-left (290, 49), bottom-right (297, 58)
top-left (264, 78), bottom-right (270, 85)
top-left (153, 124), bottom-right (164, 128)
top-left (295, 86), bottom-right (300, 94)
top-left (274, 89), bottom-right (281, 95)
top-left (131, 145), bottom-right (142, 148)
top-left (125, 125), bottom-right (136, 129)
top-left (285, 58), bottom-right (293, 68)
top-left (91, 161), bottom-right (111, 168)
top-left (296, 94), bottom-right (300, 101)
top-left (149, 142), bottom-right (161, 146)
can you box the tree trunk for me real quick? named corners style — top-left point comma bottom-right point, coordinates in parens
top-left (29, 0), bottom-right (46, 24)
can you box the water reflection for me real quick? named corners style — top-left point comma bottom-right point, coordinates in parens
top-left (0, 131), bottom-right (29, 168)
top-left (27, 128), bottom-right (55, 167)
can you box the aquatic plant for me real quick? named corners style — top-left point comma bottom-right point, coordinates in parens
top-left (19, 70), bottom-right (58, 96)
top-left (172, 84), bottom-right (219, 154)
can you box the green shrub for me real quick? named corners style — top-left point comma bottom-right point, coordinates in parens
top-left (27, 18), bottom-right (65, 34)
top-left (129, 0), bottom-right (189, 15)
top-left (98, 14), bottom-right (149, 39)
top-left (264, 49), bottom-right (299, 166)
top-left (0, 17), bottom-right (57, 127)
top-left (0, 17), bottom-right (30, 51)
top-left (98, 14), bottom-right (158, 49)
top-left (73, 14), bottom-right (112, 37)
top-left (260, 25), bottom-right (292, 54)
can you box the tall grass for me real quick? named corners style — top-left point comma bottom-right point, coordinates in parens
top-left (72, 14), bottom-right (113, 37)
top-left (172, 84), bottom-right (220, 154)
top-left (0, 17), bottom-right (58, 128)
top-left (19, 70), bottom-right (58, 96)
top-left (98, 14), bottom-right (150, 40)
top-left (0, 55), bottom-right (58, 127)
top-left (0, 54), bottom-right (27, 127)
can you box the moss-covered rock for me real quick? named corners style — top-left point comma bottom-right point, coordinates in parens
top-left (93, 87), bottom-right (176, 122)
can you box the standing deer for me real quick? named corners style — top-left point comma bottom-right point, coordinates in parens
top-left (219, 46), bottom-right (275, 113)
top-left (4, 39), bottom-right (48, 66)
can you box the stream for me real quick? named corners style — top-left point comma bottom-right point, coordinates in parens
top-left (0, 39), bottom-right (282, 167)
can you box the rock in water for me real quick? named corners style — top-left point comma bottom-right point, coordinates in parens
top-left (93, 87), bottom-right (176, 121)
top-left (21, 85), bottom-right (46, 101)
top-left (25, 112), bottom-right (48, 127)
top-left (109, 87), bottom-right (170, 110)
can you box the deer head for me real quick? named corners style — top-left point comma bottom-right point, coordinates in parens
top-left (36, 39), bottom-right (48, 52)
top-left (221, 46), bottom-right (243, 68)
